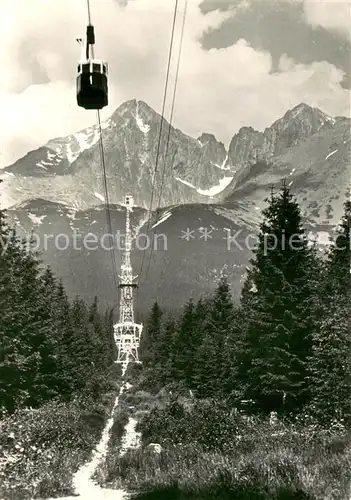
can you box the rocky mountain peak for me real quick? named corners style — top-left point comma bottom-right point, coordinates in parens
top-left (282, 102), bottom-right (326, 120)
top-left (1, 100), bottom-right (345, 214)
top-left (226, 102), bottom-right (337, 188)
top-left (268, 102), bottom-right (329, 147)
top-left (198, 133), bottom-right (219, 145)
top-left (110, 99), bottom-right (162, 130)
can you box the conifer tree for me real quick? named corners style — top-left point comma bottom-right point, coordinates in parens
top-left (155, 314), bottom-right (176, 384)
top-left (193, 278), bottom-right (234, 397)
top-left (88, 296), bottom-right (107, 369)
top-left (103, 307), bottom-right (117, 365)
top-left (239, 183), bottom-right (321, 415)
top-left (0, 221), bottom-right (59, 410)
top-left (326, 197), bottom-right (350, 296)
top-left (0, 182), bottom-right (116, 411)
top-left (140, 301), bottom-right (163, 366)
top-left (308, 197), bottom-right (351, 424)
top-left (0, 200), bottom-right (22, 412)
top-left (171, 298), bottom-right (199, 385)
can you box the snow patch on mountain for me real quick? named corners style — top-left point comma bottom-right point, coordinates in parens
top-left (175, 177), bottom-right (196, 190)
top-left (325, 149), bottom-right (338, 160)
top-left (135, 101), bottom-right (150, 134)
top-left (212, 154), bottom-right (230, 170)
top-left (175, 176), bottom-right (233, 197)
top-left (27, 213), bottom-right (46, 225)
top-left (43, 118), bottom-right (112, 167)
top-left (198, 177), bottom-right (233, 196)
top-left (324, 115), bottom-right (336, 125)
top-left (75, 131), bottom-right (94, 153)
top-left (66, 144), bottom-right (75, 164)
top-left (66, 209), bottom-right (77, 221)
top-left (94, 192), bottom-right (105, 202)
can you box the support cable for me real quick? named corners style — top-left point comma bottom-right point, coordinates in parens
top-left (97, 110), bottom-right (120, 292)
top-left (144, 0), bottom-right (188, 282)
top-left (85, 0), bottom-right (119, 294)
top-left (136, 0), bottom-right (179, 287)
top-left (86, 0), bottom-right (92, 25)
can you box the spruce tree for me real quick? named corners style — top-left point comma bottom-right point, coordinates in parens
top-left (239, 183), bottom-right (321, 415)
top-left (140, 301), bottom-right (163, 366)
top-left (155, 314), bottom-right (177, 384)
top-left (0, 182), bottom-right (116, 410)
top-left (326, 197), bottom-right (350, 296)
top-left (308, 197), bottom-right (351, 425)
top-left (103, 307), bottom-right (117, 365)
top-left (208, 276), bottom-right (234, 396)
top-left (193, 278), bottom-right (234, 397)
top-left (88, 296), bottom-right (106, 370)
top-left (0, 221), bottom-right (60, 410)
top-left (0, 202), bottom-right (22, 412)
top-left (171, 298), bottom-right (199, 386)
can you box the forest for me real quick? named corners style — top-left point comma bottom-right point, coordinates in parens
top-left (0, 181), bottom-right (350, 499)
top-left (140, 185), bottom-right (350, 425)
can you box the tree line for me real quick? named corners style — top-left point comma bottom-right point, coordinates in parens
top-left (140, 184), bottom-right (350, 426)
top-left (0, 180), bottom-right (117, 414)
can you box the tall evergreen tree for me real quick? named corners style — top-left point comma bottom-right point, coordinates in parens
top-left (326, 197), bottom-right (350, 296)
top-left (140, 301), bottom-right (163, 366)
top-left (308, 197), bottom-right (351, 425)
top-left (239, 183), bottom-right (321, 415)
top-left (171, 298), bottom-right (198, 386)
top-left (0, 183), bottom-right (116, 412)
top-left (0, 224), bottom-right (59, 410)
top-left (193, 278), bottom-right (234, 397)
top-left (155, 314), bottom-right (177, 384)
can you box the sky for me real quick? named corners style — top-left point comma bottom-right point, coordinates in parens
top-left (0, 0), bottom-right (350, 167)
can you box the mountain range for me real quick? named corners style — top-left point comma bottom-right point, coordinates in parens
top-left (1, 100), bottom-right (350, 313)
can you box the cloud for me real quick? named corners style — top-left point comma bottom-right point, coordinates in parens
top-left (0, 0), bottom-right (349, 167)
top-left (302, 0), bottom-right (351, 40)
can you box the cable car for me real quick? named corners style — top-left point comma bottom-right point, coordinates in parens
top-left (76, 25), bottom-right (108, 110)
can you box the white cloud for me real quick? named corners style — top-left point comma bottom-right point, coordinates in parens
top-left (0, 0), bottom-right (349, 167)
top-left (303, 0), bottom-right (351, 40)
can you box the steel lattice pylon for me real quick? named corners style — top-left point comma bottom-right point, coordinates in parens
top-left (114, 195), bottom-right (143, 363)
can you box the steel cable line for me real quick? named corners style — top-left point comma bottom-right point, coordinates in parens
top-left (97, 110), bottom-right (120, 292)
top-left (144, 0), bottom-right (188, 282)
top-left (136, 0), bottom-right (179, 287)
top-left (86, 0), bottom-right (120, 294)
top-left (86, 0), bottom-right (92, 24)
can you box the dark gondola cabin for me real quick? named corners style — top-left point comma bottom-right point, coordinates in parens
top-left (76, 59), bottom-right (108, 110)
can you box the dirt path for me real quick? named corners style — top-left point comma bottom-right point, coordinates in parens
top-left (46, 362), bottom-right (135, 500)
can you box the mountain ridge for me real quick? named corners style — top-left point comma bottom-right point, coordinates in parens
top-left (4, 196), bottom-right (341, 314)
top-left (1, 100), bottom-right (346, 211)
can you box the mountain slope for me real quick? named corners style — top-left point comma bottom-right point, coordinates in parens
top-left (5, 198), bottom-right (336, 315)
top-left (1, 101), bottom-right (342, 211)
top-left (1, 100), bottom-right (230, 209)
top-left (1, 101), bottom-right (348, 312)
top-left (225, 103), bottom-right (340, 187)
top-left (222, 115), bottom-right (351, 225)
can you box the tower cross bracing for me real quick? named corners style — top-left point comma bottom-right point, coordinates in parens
top-left (114, 195), bottom-right (142, 363)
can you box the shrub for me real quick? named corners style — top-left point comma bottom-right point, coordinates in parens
top-left (0, 398), bottom-right (107, 499)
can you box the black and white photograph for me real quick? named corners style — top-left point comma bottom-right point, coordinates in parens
top-left (0, 0), bottom-right (350, 498)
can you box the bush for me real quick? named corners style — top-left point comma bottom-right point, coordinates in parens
top-left (137, 398), bottom-right (350, 456)
top-left (0, 398), bottom-right (107, 498)
top-left (108, 438), bottom-right (350, 500)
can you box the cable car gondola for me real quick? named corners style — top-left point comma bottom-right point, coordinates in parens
top-left (76, 25), bottom-right (108, 110)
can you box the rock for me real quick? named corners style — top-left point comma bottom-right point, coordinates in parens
top-left (145, 443), bottom-right (163, 454)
